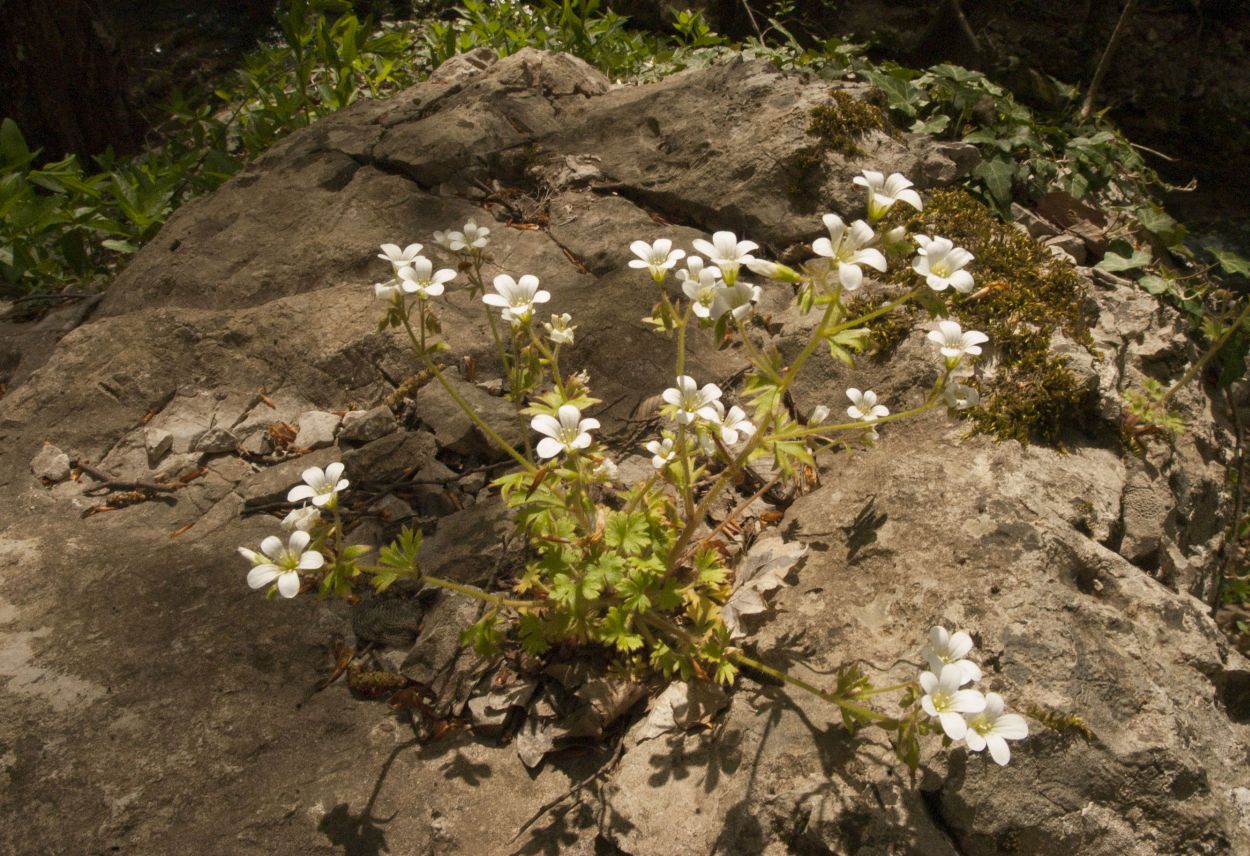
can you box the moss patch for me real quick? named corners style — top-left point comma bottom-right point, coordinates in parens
top-left (807, 90), bottom-right (888, 157)
top-left (785, 90), bottom-right (888, 195)
top-left (870, 189), bottom-right (1095, 445)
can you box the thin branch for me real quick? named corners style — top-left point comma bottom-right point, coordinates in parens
top-left (1080, 0), bottom-right (1138, 120)
top-left (76, 461), bottom-right (184, 493)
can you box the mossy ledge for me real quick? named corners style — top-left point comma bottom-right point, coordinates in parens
top-left (872, 189), bottom-right (1096, 446)
top-left (786, 89), bottom-right (889, 195)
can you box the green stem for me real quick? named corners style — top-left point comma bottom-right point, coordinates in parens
top-left (1159, 298), bottom-right (1250, 406)
top-left (400, 314), bottom-right (535, 474)
top-left (421, 573), bottom-right (536, 610)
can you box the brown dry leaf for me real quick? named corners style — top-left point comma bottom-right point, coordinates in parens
top-left (635, 680), bottom-right (729, 743)
top-left (721, 533), bottom-right (807, 639)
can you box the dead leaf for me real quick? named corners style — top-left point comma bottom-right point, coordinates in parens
top-left (721, 534), bottom-right (807, 639)
top-left (635, 681), bottom-right (729, 743)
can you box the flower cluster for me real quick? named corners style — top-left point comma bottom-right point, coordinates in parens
top-left (239, 463), bottom-right (348, 598)
top-left (918, 626), bottom-right (1028, 765)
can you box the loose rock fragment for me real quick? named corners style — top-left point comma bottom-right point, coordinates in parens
top-left (31, 443), bottom-right (71, 482)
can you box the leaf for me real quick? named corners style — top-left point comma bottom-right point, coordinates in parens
top-left (604, 511), bottom-right (650, 556)
top-left (1210, 248), bottom-right (1250, 279)
top-left (101, 239), bottom-right (139, 254)
top-left (721, 534), bottom-right (807, 639)
top-left (1138, 275), bottom-right (1169, 295)
top-left (0, 118), bottom-right (32, 166)
top-left (1096, 244), bottom-right (1152, 272)
top-left (972, 156), bottom-right (1015, 207)
top-left (635, 680), bottom-right (729, 742)
top-left (377, 525), bottom-right (422, 573)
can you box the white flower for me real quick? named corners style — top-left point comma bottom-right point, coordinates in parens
top-left (397, 256), bottom-right (456, 300)
top-left (483, 274), bottom-right (550, 324)
top-left (662, 376), bottom-right (723, 425)
top-left (544, 313), bottom-right (576, 345)
top-left (629, 238), bottom-right (685, 282)
top-left (853, 170), bottom-right (923, 221)
top-left (681, 265), bottom-right (722, 319)
top-left (645, 437), bottom-right (676, 469)
top-left (927, 320), bottom-right (989, 363)
top-left (846, 388), bottom-right (889, 423)
top-left (593, 457), bottom-right (619, 482)
top-left (281, 505), bottom-right (320, 532)
top-left (913, 235), bottom-right (975, 293)
top-left (373, 278), bottom-right (404, 301)
top-left (964, 693), bottom-right (1029, 765)
top-left (884, 225), bottom-right (909, 246)
top-left (242, 531), bottom-right (324, 598)
top-left (942, 382), bottom-right (980, 410)
top-left (744, 258), bottom-right (802, 282)
top-left (445, 219), bottom-right (490, 252)
top-left (703, 400), bottom-right (756, 445)
top-left (921, 625), bottom-right (983, 685)
top-left (531, 404), bottom-right (599, 459)
top-left (691, 231), bottom-right (758, 284)
top-left (920, 664), bottom-right (987, 740)
top-left (811, 214), bottom-right (887, 291)
top-left (378, 242), bottom-right (423, 272)
top-left (709, 281), bottom-right (761, 322)
top-left (287, 462), bottom-right (349, 508)
top-left (810, 404), bottom-right (831, 424)
top-left (677, 255), bottom-right (721, 285)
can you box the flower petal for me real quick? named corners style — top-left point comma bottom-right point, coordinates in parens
top-left (276, 571), bottom-right (301, 598)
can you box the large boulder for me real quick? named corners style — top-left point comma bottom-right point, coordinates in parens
top-left (0, 49), bottom-right (1244, 854)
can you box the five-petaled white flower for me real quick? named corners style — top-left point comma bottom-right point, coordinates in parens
top-left (927, 320), bottom-right (989, 363)
top-left (922, 625), bottom-right (983, 685)
top-left (397, 256), bottom-right (456, 300)
top-left (913, 235), bottom-right (975, 293)
top-left (709, 281), bottom-right (761, 322)
top-left (645, 437), bottom-right (676, 469)
top-left (691, 231), bottom-right (758, 285)
top-left (544, 313), bottom-right (576, 345)
top-left (446, 219), bottom-right (490, 252)
top-left (920, 664), bottom-right (987, 740)
top-left (703, 400), bottom-right (756, 446)
top-left (629, 238), bottom-right (685, 282)
top-left (964, 692), bottom-right (1029, 765)
top-left (853, 170), bottom-right (923, 221)
top-left (812, 214), bottom-right (887, 292)
top-left (681, 264), bottom-right (722, 319)
top-left (483, 274), bottom-right (550, 324)
top-left (846, 388), bottom-right (889, 423)
top-left (288, 462), bottom-right (349, 508)
top-left (378, 242), bottom-right (423, 273)
top-left (662, 376), bottom-right (723, 425)
top-left (531, 404), bottom-right (599, 459)
top-left (942, 382), bottom-right (980, 410)
top-left (241, 531), bottom-right (324, 598)
top-left (281, 505), bottom-right (320, 532)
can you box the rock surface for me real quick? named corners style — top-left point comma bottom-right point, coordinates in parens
top-left (0, 49), bottom-right (1245, 855)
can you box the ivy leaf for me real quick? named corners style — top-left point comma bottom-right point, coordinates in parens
top-left (1097, 243), bottom-right (1152, 272)
top-left (1210, 248), bottom-right (1250, 279)
top-left (1138, 275), bottom-right (1169, 295)
top-left (972, 156), bottom-right (1015, 208)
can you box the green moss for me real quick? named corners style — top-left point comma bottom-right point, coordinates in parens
top-left (887, 189), bottom-right (1095, 445)
top-left (806, 90), bottom-right (888, 157)
top-left (785, 90), bottom-right (888, 195)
